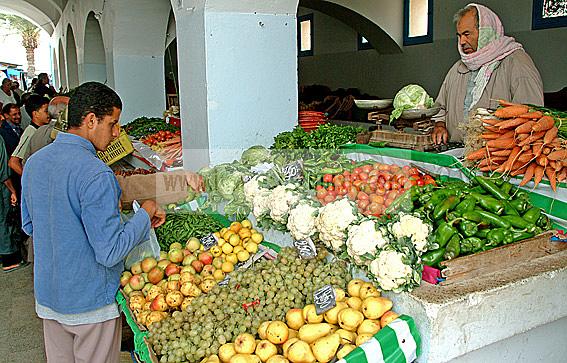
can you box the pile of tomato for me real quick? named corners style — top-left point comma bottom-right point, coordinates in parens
top-left (142, 130), bottom-right (181, 146)
top-left (315, 163), bottom-right (436, 216)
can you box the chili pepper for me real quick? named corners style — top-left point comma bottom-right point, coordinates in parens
top-left (502, 200), bottom-right (520, 216)
top-left (424, 189), bottom-right (452, 211)
top-left (536, 214), bottom-right (551, 230)
top-left (463, 210), bottom-right (511, 229)
top-left (458, 220), bottom-right (478, 237)
top-left (433, 222), bottom-right (458, 247)
top-left (446, 211), bottom-right (461, 221)
top-left (469, 186), bottom-right (486, 194)
top-left (523, 208), bottom-right (542, 224)
top-left (471, 193), bottom-right (505, 215)
top-left (419, 192), bottom-right (433, 204)
top-left (509, 198), bottom-right (529, 214)
top-left (433, 195), bottom-right (461, 220)
top-left (320, 167), bottom-right (344, 175)
top-left (514, 190), bottom-right (530, 201)
top-left (511, 230), bottom-right (535, 242)
top-left (474, 176), bottom-right (509, 200)
top-left (475, 228), bottom-right (490, 238)
top-left (455, 197), bottom-right (477, 213)
top-left (422, 248), bottom-right (446, 267)
top-left (501, 215), bottom-right (537, 232)
top-left (487, 229), bottom-right (505, 245)
top-left (460, 237), bottom-right (485, 254)
top-left (533, 226), bottom-right (543, 235)
top-left (500, 182), bottom-right (513, 195)
top-left (444, 235), bottom-right (461, 260)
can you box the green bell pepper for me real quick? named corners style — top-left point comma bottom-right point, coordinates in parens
top-left (444, 235), bottom-right (461, 260)
top-left (460, 237), bottom-right (485, 254)
top-left (523, 208), bottom-right (542, 224)
top-left (422, 248), bottom-right (447, 267)
top-left (433, 195), bottom-right (461, 220)
top-left (458, 220), bottom-right (478, 237)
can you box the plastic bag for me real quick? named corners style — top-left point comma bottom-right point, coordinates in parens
top-left (122, 211), bottom-right (160, 270)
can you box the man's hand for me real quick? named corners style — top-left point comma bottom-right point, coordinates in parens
top-left (432, 123), bottom-right (449, 145)
top-left (10, 193), bottom-right (17, 206)
top-left (185, 172), bottom-right (205, 192)
top-left (140, 200), bottom-right (167, 228)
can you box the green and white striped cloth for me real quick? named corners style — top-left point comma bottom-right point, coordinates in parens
top-left (338, 315), bottom-right (421, 363)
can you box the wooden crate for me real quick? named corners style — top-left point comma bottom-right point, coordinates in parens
top-left (439, 232), bottom-right (566, 285)
top-left (370, 129), bottom-right (434, 151)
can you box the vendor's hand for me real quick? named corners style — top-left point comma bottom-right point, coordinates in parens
top-left (432, 124), bottom-right (448, 145)
top-left (140, 200), bottom-right (166, 228)
top-left (185, 172), bottom-right (205, 192)
top-left (10, 193), bottom-right (17, 206)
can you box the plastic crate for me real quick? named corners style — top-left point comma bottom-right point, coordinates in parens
top-left (97, 129), bottom-right (134, 165)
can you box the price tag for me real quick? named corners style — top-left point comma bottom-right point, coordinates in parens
top-left (218, 275), bottom-right (231, 286)
top-left (242, 175), bottom-right (252, 183)
top-left (283, 160), bottom-right (303, 181)
top-left (187, 200), bottom-right (199, 211)
top-left (199, 233), bottom-right (218, 251)
top-left (314, 285), bottom-right (336, 315)
top-left (293, 237), bottom-right (317, 259)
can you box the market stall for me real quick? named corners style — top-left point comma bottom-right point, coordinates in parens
top-left (114, 101), bottom-right (566, 363)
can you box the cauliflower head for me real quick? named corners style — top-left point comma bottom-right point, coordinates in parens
top-left (315, 198), bottom-right (357, 251)
top-left (251, 190), bottom-right (271, 217)
top-left (390, 213), bottom-right (432, 253)
top-left (287, 202), bottom-right (319, 241)
top-left (370, 249), bottom-right (413, 291)
top-left (346, 220), bottom-right (389, 262)
top-left (243, 176), bottom-right (264, 203)
top-left (268, 184), bottom-right (300, 224)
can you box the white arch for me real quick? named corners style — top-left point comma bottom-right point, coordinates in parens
top-left (65, 24), bottom-right (79, 87)
top-left (83, 12), bottom-right (107, 83)
top-left (0, 0), bottom-right (56, 34)
top-left (58, 40), bottom-right (67, 89)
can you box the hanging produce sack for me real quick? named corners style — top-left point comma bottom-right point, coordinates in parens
top-left (338, 315), bottom-right (421, 363)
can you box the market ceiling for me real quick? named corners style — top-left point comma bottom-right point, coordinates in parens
top-left (0, 0), bottom-right (68, 35)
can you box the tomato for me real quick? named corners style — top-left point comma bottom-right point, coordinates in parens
top-left (361, 184), bottom-right (373, 194)
top-left (357, 191), bottom-right (369, 201)
top-left (347, 190), bottom-right (358, 201)
top-left (417, 179), bottom-right (425, 186)
top-left (362, 165), bottom-right (373, 173)
top-left (367, 202), bottom-right (381, 214)
top-left (357, 199), bottom-right (370, 210)
top-left (391, 182), bottom-right (401, 190)
top-left (369, 169), bottom-right (379, 177)
top-left (343, 180), bottom-right (352, 188)
top-left (384, 198), bottom-right (393, 207)
top-left (338, 187), bottom-right (347, 196)
top-left (425, 179), bottom-right (436, 185)
top-left (378, 164), bottom-right (389, 171)
top-left (368, 176), bottom-right (378, 184)
top-left (373, 162), bottom-right (382, 169)
top-left (408, 167), bottom-right (419, 175)
top-left (387, 190), bottom-right (398, 200)
top-left (398, 176), bottom-right (408, 187)
top-left (343, 170), bottom-right (351, 178)
top-left (323, 174), bottom-right (333, 183)
top-left (375, 186), bottom-right (386, 196)
top-left (324, 194), bottom-right (336, 203)
top-left (327, 185), bottom-right (335, 192)
top-left (370, 194), bottom-right (384, 205)
top-left (353, 167), bottom-right (363, 174)
top-left (402, 165), bottom-right (410, 173)
top-left (333, 174), bottom-right (345, 184)
top-left (368, 183), bottom-right (377, 192)
top-left (353, 180), bottom-right (364, 188)
top-left (316, 189), bottom-right (327, 199)
top-left (315, 185), bottom-right (324, 191)
top-left (384, 181), bottom-right (391, 190)
top-left (358, 172), bottom-right (368, 181)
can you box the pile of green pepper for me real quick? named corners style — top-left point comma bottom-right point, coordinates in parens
top-left (417, 176), bottom-right (551, 268)
top-left (155, 211), bottom-right (224, 251)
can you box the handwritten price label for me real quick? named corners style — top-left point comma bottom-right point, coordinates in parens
top-left (283, 160), bottom-right (303, 181)
top-left (314, 285), bottom-right (336, 315)
top-left (293, 238), bottom-right (317, 259)
top-left (199, 233), bottom-right (218, 251)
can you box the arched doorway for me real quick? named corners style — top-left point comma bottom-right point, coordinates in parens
top-left (66, 24), bottom-right (79, 88)
top-left (164, 9), bottom-right (178, 108)
top-left (84, 12), bottom-right (107, 83)
top-left (58, 40), bottom-right (67, 90)
top-left (52, 48), bottom-right (59, 90)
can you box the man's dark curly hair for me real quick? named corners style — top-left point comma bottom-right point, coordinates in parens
top-left (24, 94), bottom-right (49, 119)
top-left (67, 82), bottom-right (122, 128)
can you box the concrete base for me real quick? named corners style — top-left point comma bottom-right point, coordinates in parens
top-left (385, 251), bottom-right (567, 363)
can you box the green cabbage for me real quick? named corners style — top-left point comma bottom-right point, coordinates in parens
top-left (391, 84), bottom-right (434, 120)
top-left (240, 145), bottom-right (271, 166)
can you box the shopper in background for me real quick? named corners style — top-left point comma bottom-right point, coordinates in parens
top-left (0, 79), bottom-right (17, 110)
top-left (0, 104), bottom-right (23, 157)
top-left (432, 3), bottom-right (543, 144)
top-left (21, 81), bottom-right (165, 363)
top-left (8, 95), bottom-right (50, 176)
top-left (32, 73), bottom-right (56, 99)
top-left (11, 81), bottom-right (23, 106)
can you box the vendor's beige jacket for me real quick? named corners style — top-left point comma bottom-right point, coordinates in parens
top-left (433, 49), bottom-right (544, 143)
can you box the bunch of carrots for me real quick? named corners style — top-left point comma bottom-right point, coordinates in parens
top-left (151, 135), bottom-right (183, 167)
top-left (466, 100), bottom-right (566, 191)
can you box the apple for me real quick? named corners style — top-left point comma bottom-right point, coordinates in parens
top-left (141, 273), bottom-right (148, 283)
top-left (148, 267), bottom-right (165, 284)
top-left (150, 294), bottom-right (168, 312)
top-left (129, 275), bottom-right (145, 290)
top-left (168, 249), bottom-right (184, 264)
top-left (191, 260), bottom-right (204, 273)
top-left (166, 280), bottom-right (180, 292)
top-left (199, 252), bottom-right (213, 265)
top-left (164, 263), bottom-right (180, 277)
top-left (168, 273), bottom-right (181, 281)
top-left (159, 251), bottom-right (168, 260)
top-left (182, 254), bottom-right (197, 266)
top-left (142, 283), bottom-right (153, 297)
top-left (157, 259), bottom-right (170, 270)
top-left (120, 271), bottom-right (132, 287)
top-left (180, 265), bottom-right (196, 274)
top-left (234, 333), bottom-right (256, 354)
top-left (141, 257), bottom-right (158, 273)
top-left (182, 249), bottom-right (191, 256)
top-left (201, 265), bottom-right (215, 277)
top-left (212, 257), bottom-right (223, 270)
top-left (186, 237), bottom-right (201, 252)
top-left (169, 242), bottom-right (183, 251)
top-left (123, 283), bottom-right (133, 296)
top-left (130, 262), bottom-right (143, 275)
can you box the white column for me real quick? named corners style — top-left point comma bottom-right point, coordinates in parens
top-left (173, 0), bottom-right (299, 170)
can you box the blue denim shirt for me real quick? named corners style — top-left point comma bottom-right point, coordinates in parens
top-left (21, 132), bottom-right (151, 314)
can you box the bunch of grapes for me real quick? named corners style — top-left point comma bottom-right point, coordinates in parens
top-left (148, 247), bottom-right (351, 363)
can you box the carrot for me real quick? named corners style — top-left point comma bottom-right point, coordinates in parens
top-left (498, 99), bottom-right (524, 107)
top-left (548, 149), bottom-right (567, 161)
top-left (511, 167), bottom-right (528, 176)
top-left (548, 139), bottom-right (562, 148)
top-left (533, 143), bottom-right (545, 157)
top-left (518, 111), bottom-right (543, 119)
top-left (502, 147), bottom-right (522, 172)
top-left (517, 153), bottom-right (534, 163)
top-left (519, 163), bottom-right (536, 186)
top-left (532, 116), bottom-right (555, 132)
top-left (496, 118), bottom-right (526, 130)
top-left (545, 167), bottom-right (557, 192)
top-left (543, 147), bottom-right (552, 155)
top-left (478, 157), bottom-right (507, 167)
top-left (491, 149), bottom-right (513, 157)
top-left (536, 155), bottom-right (548, 167)
top-left (543, 127), bottom-right (559, 144)
top-left (494, 105), bottom-right (529, 118)
top-left (515, 121), bottom-right (537, 134)
top-left (518, 131), bottom-right (545, 147)
top-left (487, 138), bottom-right (516, 149)
top-left (549, 160), bottom-right (562, 171)
top-left (516, 133), bottom-right (529, 142)
top-left (481, 132), bottom-right (502, 140)
top-left (480, 165), bottom-right (499, 172)
top-left (482, 118), bottom-right (501, 126)
top-left (484, 126), bottom-right (501, 133)
top-left (466, 148), bottom-right (488, 161)
top-left (558, 169), bottom-right (567, 183)
top-left (533, 165), bottom-right (545, 188)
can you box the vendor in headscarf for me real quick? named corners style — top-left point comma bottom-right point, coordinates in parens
top-left (432, 3), bottom-right (544, 144)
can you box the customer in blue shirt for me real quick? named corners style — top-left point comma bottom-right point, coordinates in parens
top-left (21, 82), bottom-right (166, 363)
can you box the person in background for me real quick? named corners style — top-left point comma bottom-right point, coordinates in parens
top-left (32, 73), bottom-right (56, 99)
top-left (0, 104), bottom-right (23, 156)
top-left (431, 4), bottom-right (544, 144)
top-left (8, 95), bottom-right (50, 176)
top-left (21, 81), bottom-right (165, 363)
top-left (11, 81), bottom-right (23, 106)
top-left (0, 79), bottom-right (17, 110)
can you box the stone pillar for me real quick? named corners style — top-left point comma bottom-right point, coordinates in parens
top-left (172, 0), bottom-right (299, 170)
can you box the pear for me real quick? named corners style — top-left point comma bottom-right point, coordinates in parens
top-left (357, 319), bottom-right (381, 335)
top-left (380, 310), bottom-right (400, 328)
top-left (337, 308), bottom-right (364, 332)
top-left (334, 288), bottom-right (346, 302)
top-left (310, 332), bottom-right (341, 363)
top-left (208, 355), bottom-right (221, 363)
top-left (266, 355), bottom-right (289, 363)
top-left (347, 279), bottom-right (364, 297)
top-left (288, 329), bottom-right (298, 340)
top-left (229, 354), bottom-right (261, 363)
top-left (298, 323), bottom-right (334, 344)
top-left (286, 309), bottom-right (305, 330)
top-left (234, 333), bottom-right (256, 354)
top-left (258, 321), bottom-right (272, 340)
top-left (302, 304), bottom-right (323, 323)
top-left (219, 343), bottom-right (237, 363)
top-left (361, 297), bottom-right (393, 320)
top-left (346, 296), bottom-right (363, 311)
top-left (358, 282), bottom-right (380, 300)
top-left (323, 301), bottom-right (348, 325)
top-left (255, 340), bottom-right (278, 362)
top-left (287, 340), bottom-right (316, 363)
top-left (266, 321), bottom-right (289, 345)
top-left (356, 333), bottom-right (374, 346)
top-left (336, 329), bottom-right (357, 345)
top-left (282, 338), bottom-right (299, 358)
top-left (336, 344), bottom-right (356, 360)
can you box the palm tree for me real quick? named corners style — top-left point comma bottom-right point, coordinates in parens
top-left (0, 14), bottom-right (40, 77)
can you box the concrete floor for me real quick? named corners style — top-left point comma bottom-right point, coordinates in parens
top-left (0, 264), bottom-right (134, 363)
